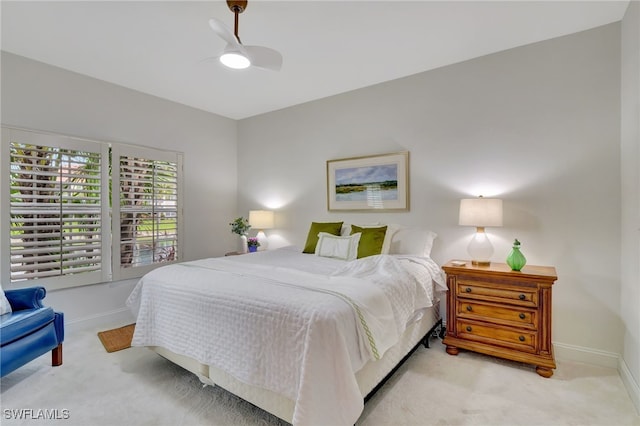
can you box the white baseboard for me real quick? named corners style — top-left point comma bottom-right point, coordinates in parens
top-left (619, 357), bottom-right (640, 416)
top-left (554, 341), bottom-right (640, 415)
top-left (553, 341), bottom-right (619, 369)
top-left (65, 307), bottom-right (135, 334)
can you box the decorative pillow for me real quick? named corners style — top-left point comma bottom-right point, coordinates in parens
top-left (302, 221), bottom-right (344, 253)
top-left (0, 285), bottom-right (12, 316)
top-left (315, 232), bottom-right (361, 261)
top-left (351, 225), bottom-right (387, 259)
top-left (341, 223), bottom-right (380, 236)
top-left (341, 223), bottom-right (397, 254)
top-left (388, 227), bottom-right (437, 257)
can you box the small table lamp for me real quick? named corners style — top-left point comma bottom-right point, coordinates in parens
top-left (459, 196), bottom-right (503, 266)
top-left (249, 210), bottom-right (274, 251)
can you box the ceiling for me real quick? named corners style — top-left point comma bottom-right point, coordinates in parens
top-left (1, 1), bottom-right (630, 120)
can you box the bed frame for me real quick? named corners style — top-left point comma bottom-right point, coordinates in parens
top-left (150, 300), bottom-right (442, 424)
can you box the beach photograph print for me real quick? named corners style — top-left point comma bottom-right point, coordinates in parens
top-left (327, 152), bottom-right (409, 211)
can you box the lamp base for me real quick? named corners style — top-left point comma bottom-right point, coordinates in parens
top-left (256, 230), bottom-right (268, 251)
top-left (467, 228), bottom-right (494, 267)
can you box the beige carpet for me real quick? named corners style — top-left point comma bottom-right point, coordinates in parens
top-left (1, 323), bottom-right (638, 426)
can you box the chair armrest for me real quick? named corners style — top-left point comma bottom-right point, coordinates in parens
top-left (54, 312), bottom-right (65, 343)
top-left (4, 287), bottom-right (46, 311)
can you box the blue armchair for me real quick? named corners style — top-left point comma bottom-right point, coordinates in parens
top-left (1, 286), bottom-right (64, 377)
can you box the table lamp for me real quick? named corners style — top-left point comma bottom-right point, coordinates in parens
top-left (249, 210), bottom-right (274, 251)
top-left (459, 196), bottom-right (503, 266)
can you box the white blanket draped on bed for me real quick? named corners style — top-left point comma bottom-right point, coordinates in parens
top-left (126, 247), bottom-right (445, 425)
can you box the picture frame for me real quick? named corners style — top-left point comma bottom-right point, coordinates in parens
top-left (326, 151), bottom-right (409, 211)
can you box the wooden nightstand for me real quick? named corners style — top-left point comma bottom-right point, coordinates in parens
top-left (442, 260), bottom-right (558, 378)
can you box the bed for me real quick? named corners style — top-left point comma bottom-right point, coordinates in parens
top-left (126, 224), bottom-right (446, 425)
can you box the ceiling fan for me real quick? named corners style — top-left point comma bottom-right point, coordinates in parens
top-left (209, 0), bottom-right (282, 71)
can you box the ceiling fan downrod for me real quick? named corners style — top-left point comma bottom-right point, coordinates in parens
top-left (227, 0), bottom-right (247, 43)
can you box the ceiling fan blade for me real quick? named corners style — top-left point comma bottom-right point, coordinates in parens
top-left (208, 17), bottom-right (240, 46)
top-left (244, 45), bottom-right (283, 71)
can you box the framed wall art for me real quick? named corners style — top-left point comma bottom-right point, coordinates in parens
top-left (326, 151), bottom-right (409, 211)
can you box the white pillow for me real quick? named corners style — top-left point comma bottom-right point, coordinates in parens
top-left (380, 223), bottom-right (401, 254)
top-left (315, 232), bottom-right (361, 261)
top-left (388, 227), bottom-right (437, 257)
top-left (0, 285), bottom-right (12, 316)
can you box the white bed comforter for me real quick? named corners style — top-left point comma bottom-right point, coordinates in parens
top-left (126, 247), bottom-right (445, 426)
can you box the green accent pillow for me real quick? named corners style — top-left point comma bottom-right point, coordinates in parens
top-left (351, 225), bottom-right (388, 258)
top-left (302, 222), bottom-right (344, 253)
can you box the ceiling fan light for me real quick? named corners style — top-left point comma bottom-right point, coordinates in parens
top-left (220, 52), bottom-right (250, 69)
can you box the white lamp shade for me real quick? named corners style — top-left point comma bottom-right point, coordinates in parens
top-left (459, 198), bottom-right (503, 227)
top-left (249, 210), bottom-right (274, 230)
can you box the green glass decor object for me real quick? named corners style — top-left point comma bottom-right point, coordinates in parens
top-left (506, 239), bottom-right (527, 271)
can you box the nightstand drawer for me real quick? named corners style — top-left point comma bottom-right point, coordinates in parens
top-left (456, 280), bottom-right (538, 308)
top-left (456, 301), bottom-right (537, 330)
top-left (457, 320), bottom-right (537, 353)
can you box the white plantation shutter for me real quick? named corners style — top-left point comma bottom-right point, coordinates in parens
top-left (3, 128), bottom-right (110, 289)
top-left (2, 128), bottom-right (182, 288)
top-left (112, 145), bottom-right (182, 280)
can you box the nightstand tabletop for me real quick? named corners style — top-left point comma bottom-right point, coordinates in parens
top-left (442, 260), bottom-right (557, 281)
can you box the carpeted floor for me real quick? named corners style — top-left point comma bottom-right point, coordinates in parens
top-left (1, 323), bottom-right (638, 426)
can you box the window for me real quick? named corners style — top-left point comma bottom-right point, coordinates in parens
top-left (112, 144), bottom-right (182, 280)
top-left (3, 128), bottom-right (109, 289)
top-left (1, 127), bottom-right (182, 289)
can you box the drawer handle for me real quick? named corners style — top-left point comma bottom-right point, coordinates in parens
top-left (519, 313), bottom-right (526, 319)
top-left (466, 326), bottom-right (472, 332)
top-left (519, 294), bottom-right (526, 300)
top-left (466, 305), bottom-right (473, 311)
top-left (465, 287), bottom-right (472, 293)
top-left (519, 336), bottom-right (525, 342)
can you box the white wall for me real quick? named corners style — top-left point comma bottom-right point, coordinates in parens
top-left (238, 24), bottom-right (623, 365)
top-left (621, 0), bottom-right (640, 413)
top-left (1, 52), bottom-right (239, 330)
